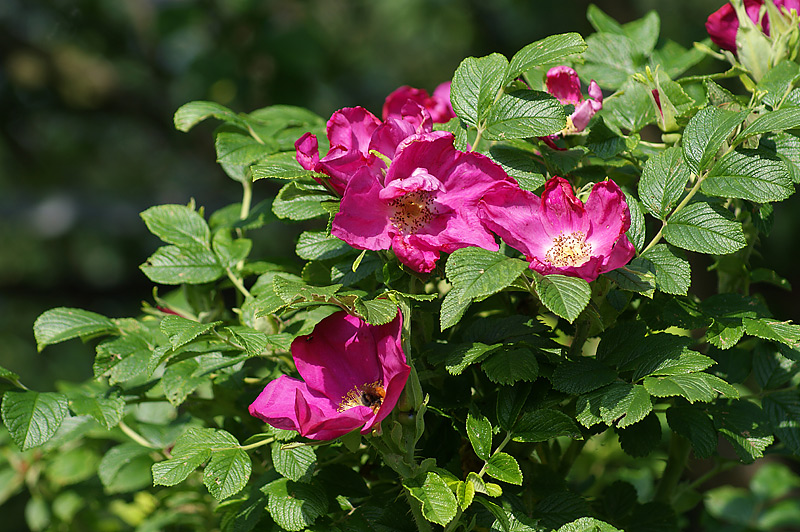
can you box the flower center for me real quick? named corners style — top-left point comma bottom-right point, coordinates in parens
top-left (338, 381), bottom-right (386, 413)
top-left (389, 191), bottom-right (434, 234)
top-left (545, 231), bottom-right (592, 267)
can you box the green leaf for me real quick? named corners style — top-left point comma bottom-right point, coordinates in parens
top-left (466, 412), bottom-right (493, 461)
top-left (638, 147), bottom-right (690, 219)
top-left (682, 106), bottom-right (746, 173)
top-left (577, 383), bottom-right (652, 429)
top-left (264, 478), bottom-right (328, 531)
top-left (271, 443), bottom-right (316, 482)
top-left (625, 193), bottom-right (646, 253)
top-left (711, 400), bottom-right (774, 463)
top-left (46, 446), bottom-right (100, 486)
top-left (484, 90), bottom-right (566, 140)
top-left (743, 317), bottom-right (800, 345)
top-left (451, 53), bottom-right (509, 127)
top-left (703, 149), bottom-right (794, 203)
top-left (446, 247), bottom-right (529, 302)
top-left (295, 231), bottom-right (351, 261)
top-left (67, 392), bottom-right (125, 430)
top-left (496, 384), bottom-right (531, 432)
top-left (354, 298), bottom-right (399, 326)
top-left (94, 335), bottom-right (151, 383)
top-left (763, 390), bottom-right (800, 454)
top-left (214, 129), bottom-right (274, 166)
top-left (98, 443), bottom-right (154, 494)
top-left (152, 451), bottom-right (209, 487)
top-left (204, 447), bottom-right (251, 500)
top-left (585, 118), bottom-right (627, 159)
top-left (636, 350), bottom-right (715, 379)
top-left (224, 326), bottom-right (269, 357)
top-left (440, 286), bottom-right (471, 331)
top-left (485, 453), bottom-right (523, 485)
top-left (140, 244), bottom-right (225, 284)
top-left (273, 276), bottom-right (341, 305)
top-left (252, 151), bottom-right (317, 181)
top-left (641, 244), bottom-right (691, 295)
top-left (1, 391), bottom-right (68, 450)
top-left (602, 78), bottom-right (655, 133)
top-left (140, 204), bottom-right (210, 247)
top-left (160, 315), bottom-right (220, 349)
top-left (272, 179), bottom-right (331, 221)
top-left (557, 517), bottom-right (621, 532)
top-left (455, 481), bottom-right (476, 511)
top-left (404, 472), bottom-right (458, 526)
top-left (756, 60), bottom-right (800, 109)
top-left (736, 107), bottom-right (800, 141)
top-left (33, 307), bottom-right (115, 351)
top-left (488, 144), bottom-right (546, 190)
top-left (212, 231), bottom-right (252, 268)
top-left (505, 33), bottom-right (587, 82)
top-left (663, 202), bottom-right (746, 255)
top-left (535, 491), bottom-right (591, 531)
top-left (512, 408), bottom-right (582, 442)
top-left (174, 101), bottom-right (241, 132)
top-left (443, 342), bottom-right (501, 375)
top-left (580, 33), bottom-right (637, 90)
top-left (534, 274), bottom-right (591, 323)
top-left (604, 259), bottom-right (656, 298)
top-left (482, 347), bottom-right (539, 385)
top-left (551, 358), bottom-right (617, 394)
top-left (667, 405), bottom-right (717, 459)
top-left (644, 372), bottom-right (738, 403)
top-left (161, 357), bottom-right (208, 406)
top-left (617, 411), bottom-right (662, 457)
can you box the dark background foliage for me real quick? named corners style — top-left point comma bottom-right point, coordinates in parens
top-left (0, 0), bottom-right (795, 396)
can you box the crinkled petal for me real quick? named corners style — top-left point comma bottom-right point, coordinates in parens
top-left (546, 66), bottom-right (583, 105)
top-left (249, 375), bottom-right (309, 432)
top-left (588, 80), bottom-right (603, 103)
top-left (295, 132), bottom-right (321, 173)
top-left (478, 182), bottom-right (551, 261)
top-left (363, 313), bottom-right (409, 432)
top-left (599, 236), bottom-right (636, 275)
top-left (706, 0), bottom-right (765, 52)
top-left (382, 86), bottom-right (429, 121)
top-left (317, 107), bottom-right (382, 193)
top-left (392, 234), bottom-right (441, 273)
top-left (570, 100), bottom-right (598, 132)
top-left (292, 312), bottom-right (383, 402)
top-left (385, 131), bottom-right (458, 186)
top-left (429, 81), bottom-right (456, 123)
top-left (332, 167), bottom-right (394, 251)
top-left (440, 150), bottom-right (515, 208)
top-left (584, 180), bottom-right (631, 253)
top-left (371, 101), bottom-right (432, 161)
top-left (379, 167), bottom-right (441, 201)
top-left (293, 387), bottom-right (374, 440)
top-left (541, 176), bottom-right (589, 235)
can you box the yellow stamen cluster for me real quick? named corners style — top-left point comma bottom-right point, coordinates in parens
top-left (545, 231), bottom-right (592, 267)
top-left (389, 191), bottom-right (434, 235)
top-left (337, 381), bottom-right (386, 413)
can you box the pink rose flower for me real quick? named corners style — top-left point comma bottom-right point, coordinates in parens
top-left (296, 103), bottom-right (432, 195)
top-left (332, 131), bottom-right (513, 273)
top-left (706, 0), bottom-right (800, 53)
top-left (478, 176), bottom-right (636, 282)
top-left (545, 66), bottom-right (603, 133)
top-left (248, 311), bottom-right (410, 441)
top-left (383, 81), bottom-right (455, 124)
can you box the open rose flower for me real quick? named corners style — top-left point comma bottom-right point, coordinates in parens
top-left (332, 131), bottom-right (514, 273)
top-left (478, 176), bottom-right (635, 282)
top-left (706, 0), bottom-right (800, 53)
top-left (249, 311), bottom-right (409, 440)
top-left (296, 103), bottom-right (432, 195)
top-left (383, 81), bottom-right (455, 123)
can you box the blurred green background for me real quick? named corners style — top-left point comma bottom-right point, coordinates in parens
top-left (1, 0), bottom-right (797, 390)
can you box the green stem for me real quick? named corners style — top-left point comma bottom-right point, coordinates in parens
top-left (240, 179), bottom-right (253, 221)
top-left (226, 268), bottom-right (252, 298)
top-left (118, 420), bottom-right (160, 450)
top-left (567, 317), bottom-right (590, 360)
top-left (654, 433), bottom-right (691, 504)
top-left (558, 439), bottom-right (587, 476)
top-left (640, 171), bottom-right (706, 255)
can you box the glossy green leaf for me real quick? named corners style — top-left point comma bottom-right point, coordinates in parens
top-left (505, 33), bottom-right (587, 82)
top-left (404, 472), bottom-right (458, 526)
top-left (140, 244), bottom-right (225, 284)
top-left (466, 412), bottom-right (493, 461)
top-left (551, 358), bottom-right (617, 394)
top-left (272, 443), bottom-right (316, 482)
top-left (33, 307), bottom-right (115, 351)
top-left (512, 408), bottom-right (582, 442)
top-left (446, 247), bottom-right (529, 303)
top-left (641, 244), bottom-right (691, 295)
top-left (644, 372), bottom-right (738, 403)
top-left (703, 149), bottom-right (793, 203)
top-left (141, 204), bottom-right (211, 247)
top-left (264, 478), bottom-right (327, 531)
top-left (295, 231), bottom-right (351, 261)
top-left (736, 107), bottom-right (800, 141)
top-left (272, 179), bottom-right (331, 220)
top-left (160, 315), bottom-right (220, 349)
top-left (484, 90), bottom-right (566, 140)
top-left (252, 151), bottom-right (316, 181)
top-left (663, 202), bottom-right (746, 255)
top-left (485, 453), bottom-right (523, 485)
top-left (204, 446), bottom-right (251, 500)
top-left (534, 274), bottom-right (591, 323)
top-left (580, 33), bottom-right (637, 90)
top-left (482, 347), bottom-right (539, 385)
top-left (451, 53), bottom-right (509, 127)
top-left (1, 391), bottom-right (68, 450)
top-left (638, 146), bottom-right (690, 219)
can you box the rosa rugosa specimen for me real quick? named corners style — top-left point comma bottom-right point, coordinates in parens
top-left (295, 103), bottom-right (432, 195)
top-left (478, 176), bottom-right (635, 282)
top-left (332, 131), bottom-right (514, 273)
top-left (248, 311), bottom-right (409, 441)
top-left (382, 81), bottom-right (455, 123)
top-left (706, 0), bottom-right (800, 52)
top-left (546, 66), bottom-right (603, 133)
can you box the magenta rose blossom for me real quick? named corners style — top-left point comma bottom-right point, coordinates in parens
top-left (332, 131), bottom-right (514, 273)
top-left (296, 103), bottom-right (432, 195)
top-left (478, 176), bottom-right (636, 282)
top-left (546, 66), bottom-right (603, 133)
top-left (383, 81), bottom-right (455, 124)
top-left (706, 0), bottom-right (800, 53)
top-left (249, 311), bottom-right (410, 441)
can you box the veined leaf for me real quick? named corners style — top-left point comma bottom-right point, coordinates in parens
top-left (641, 244), bottom-right (691, 295)
top-left (644, 372), bottom-right (739, 403)
top-left (466, 412), bottom-right (493, 461)
top-left (682, 106), bottom-right (746, 173)
top-left (703, 149), bottom-right (793, 203)
top-left (33, 307), bottom-right (115, 351)
top-left (484, 90), bottom-right (566, 140)
top-left (666, 405), bottom-right (717, 458)
top-left (736, 107), bottom-right (800, 141)
top-left (512, 408), bottom-right (582, 442)
top-left (141, 204), bottom-right (211, 247)
top-left (663, 202), bottom-right (746, 255)
top-left (485, 453), bottom-right (523, 485)
top-left (534, 274), bottom-right (591, 323)
top-left (404, 473), bottom-right (458, 526)
top-left (451, 53), bottom-right (509, 127)
top-left (161, 315), bottom-right (220, 349)
top-left (638, 146), bottom-right (690, 219)
top-left (505, 33), bottom-right (587, 82)
top-left (263, 478), bottom-right (327, 531)
top-left (446, 247), bottom-right (529, 303)
top-left (1, 391), bottom-right (68, 450)
top-left (140, 244), bottom-right (225, 284)
top-left (174, 101), bottom-right (241, 132)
